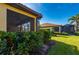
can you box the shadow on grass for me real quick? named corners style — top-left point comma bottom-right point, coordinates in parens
top-left (53, 35), bottom-right (68, 38)
top-left (62, 36), bottom-right (68, 38)
top-left (48, 40), bottom-right (79, 55)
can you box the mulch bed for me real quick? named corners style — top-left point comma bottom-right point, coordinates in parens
top-left (29, 40), bottom-right (56, 55)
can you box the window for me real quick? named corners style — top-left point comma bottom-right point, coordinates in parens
top-left (23, 22), bottom-right (30, 32)
top-left (17, 22), bottom-right (30, 32)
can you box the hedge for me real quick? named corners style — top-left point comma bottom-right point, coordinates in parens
top-left (0, 30), bottom-right (51, 55)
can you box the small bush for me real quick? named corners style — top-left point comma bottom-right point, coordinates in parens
top-left (40, 30), bottom-right (51, 44)
top-left (0, 30), bottom-right (51, 55)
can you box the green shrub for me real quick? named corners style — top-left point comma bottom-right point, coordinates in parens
top-left (74, 31), bottom-right (79, 36)
top-left (40, 30), bottom-right (51, 44)
top-left (0, 31), bottom-right (51, 55)
top-left (24, 32), bottom-right (44, 53)
top-left (0, 32), bottom-right (28, 55)
top-left (15, 42), bottom-right (29, 55)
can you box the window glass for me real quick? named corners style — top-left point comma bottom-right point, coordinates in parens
top-left (23, 22), bottom-right (30, 32)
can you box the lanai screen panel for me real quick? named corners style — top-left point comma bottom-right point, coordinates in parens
top-left (7, 9), bottom-right (34, 32)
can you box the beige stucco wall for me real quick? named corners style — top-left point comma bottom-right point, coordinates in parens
top-left (0, 5), bottom-right (7, 31)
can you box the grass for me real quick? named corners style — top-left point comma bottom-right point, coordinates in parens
top-left (48, 35), bottom-right (79, 55)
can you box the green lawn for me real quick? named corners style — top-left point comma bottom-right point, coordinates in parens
top-left (48, 35), bottom-right (79, 55)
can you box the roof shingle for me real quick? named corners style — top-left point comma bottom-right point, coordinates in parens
top-left (41, 23), bottom-right (61, 27)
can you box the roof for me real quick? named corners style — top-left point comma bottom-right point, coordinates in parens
top-left (6, 3), bottom-right (42, 19)
top-left (41, 23), bottom-right (61, 27)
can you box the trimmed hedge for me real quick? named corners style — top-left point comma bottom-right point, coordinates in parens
top-left (0, 30), bottom-right (51, 55)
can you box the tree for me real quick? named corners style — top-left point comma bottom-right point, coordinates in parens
top-left (68, 14), bottom-right (79, 32)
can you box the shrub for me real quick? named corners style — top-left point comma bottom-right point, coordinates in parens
top-left (24, 32), bottom-right (44, 54)
top-left (0, 30), bottom-right (51, 55)
top-left (74, 32), bottom-right (79, 36)
top-left (40, 30), bottom-right (51, 44)
top-left (15, 42), bottom-right (29, 55)
top-left (0, 32), bottom-right (29, 55)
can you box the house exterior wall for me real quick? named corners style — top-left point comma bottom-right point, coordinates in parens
top-left (0, 5), bottom-right (7, 31)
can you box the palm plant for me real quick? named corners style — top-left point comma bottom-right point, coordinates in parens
top-left (68, 14), bottom-right (79, 32)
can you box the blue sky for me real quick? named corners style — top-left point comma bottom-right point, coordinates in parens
top-left (23, 3), bottom-right (79, 25)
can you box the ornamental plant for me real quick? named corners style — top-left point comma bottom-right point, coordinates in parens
top-left (0, 30), bottom-right (51, 55)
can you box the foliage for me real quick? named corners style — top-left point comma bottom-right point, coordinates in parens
top-left (39, 30), bottom-right (52, 44)
top-left (23, 32), bottom-right (44, 53)
top-left (68, 14), bottom-right (79, 23)
top-left (0, 30), bottom-right (51, 55)
top-left (74, 31), bottom-right (79, 36)
top-left (68, 14), bottom-right (79, 32)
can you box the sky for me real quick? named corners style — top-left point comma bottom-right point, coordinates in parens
top-left (23, 3), bottom-right (79, 25)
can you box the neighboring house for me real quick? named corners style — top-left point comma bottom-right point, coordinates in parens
top-left (61, 24), bottom-right (75, 33)
top-left (40, 23), bottom-right (62, 32)
top-left (0, 3), bottom-right (42, 32)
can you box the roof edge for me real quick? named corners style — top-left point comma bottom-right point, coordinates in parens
top-left (6, 3), bottom-right (42, 19)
